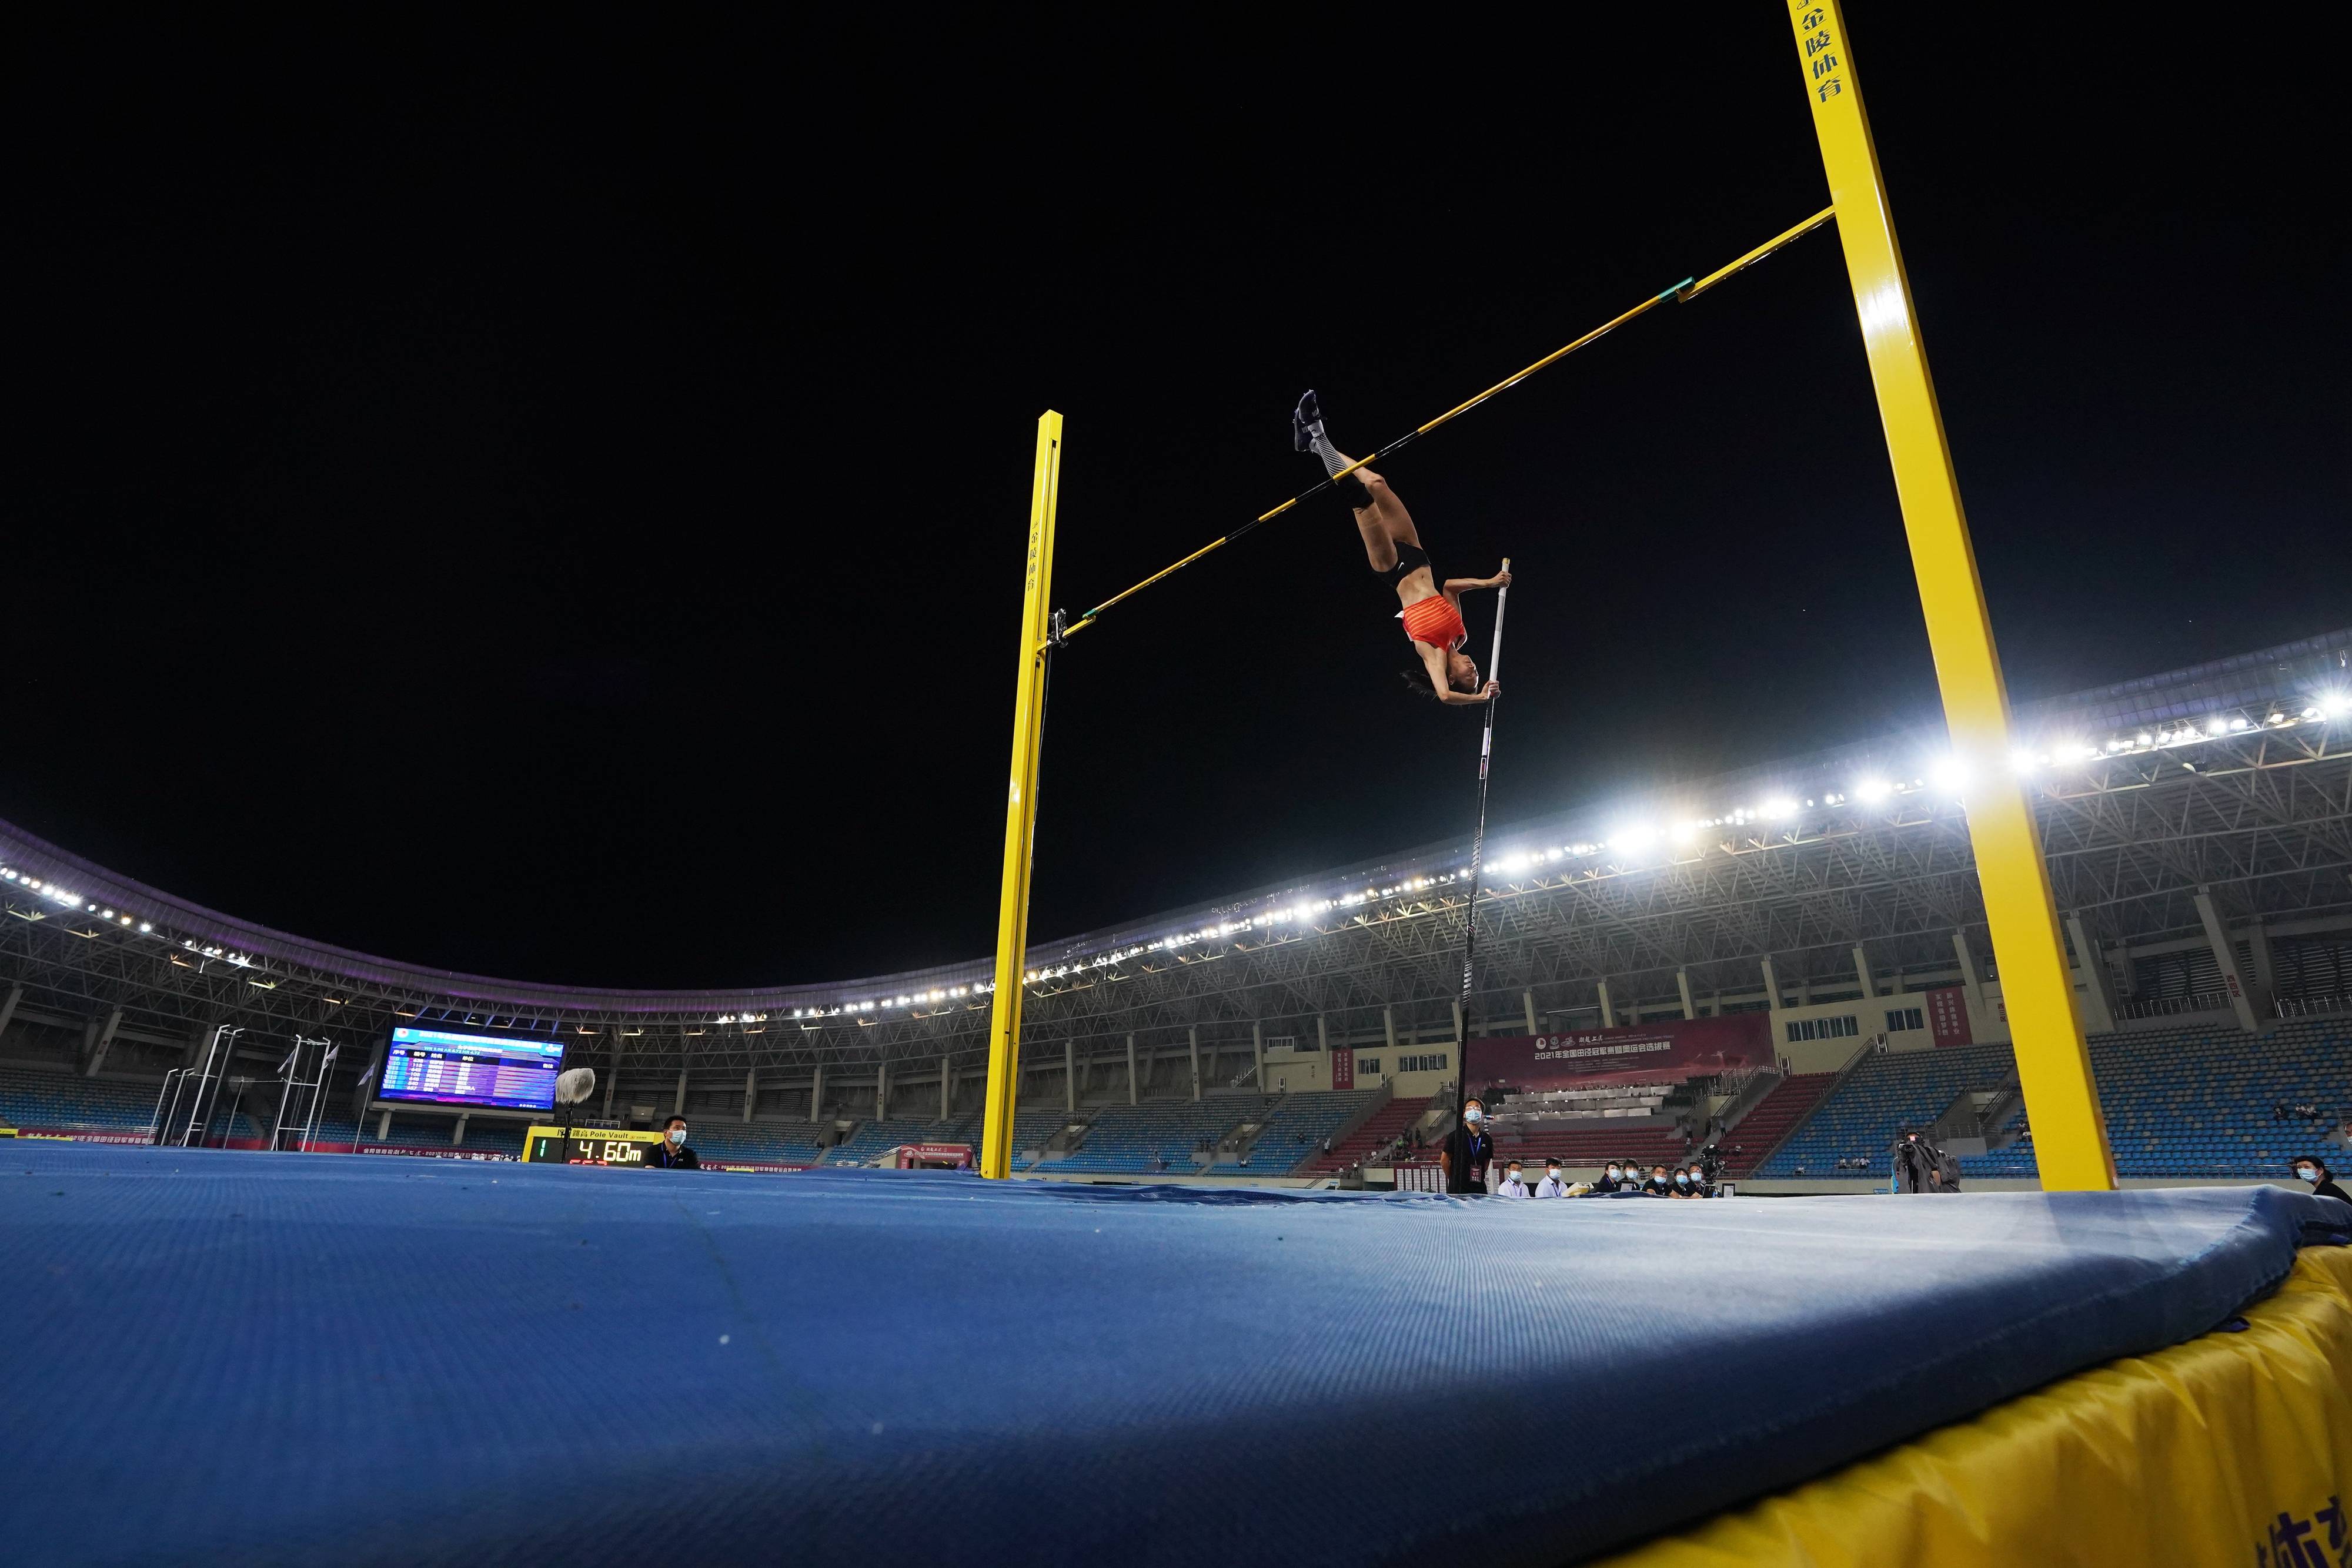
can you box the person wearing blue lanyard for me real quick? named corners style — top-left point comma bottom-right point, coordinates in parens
top-left (1440, 1098), bottom-right (1496, 1195)
top-left (645, 1115), bottom-right (699, 1170)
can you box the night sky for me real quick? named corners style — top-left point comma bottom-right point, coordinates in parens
top-left (8, 12), bottom-right (2344, 989)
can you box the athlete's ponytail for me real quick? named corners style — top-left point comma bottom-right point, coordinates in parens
top-left (1399, 663), bottom-right (1441, 701)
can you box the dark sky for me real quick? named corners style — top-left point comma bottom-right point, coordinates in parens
top-left (7, 12), bottom-right (2344, 989)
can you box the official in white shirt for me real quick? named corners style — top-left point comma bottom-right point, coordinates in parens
top-left (1533, 1158), bottom-right (1569, 1198)
top-left (1495, 1159), bottom-right (1530, 1198)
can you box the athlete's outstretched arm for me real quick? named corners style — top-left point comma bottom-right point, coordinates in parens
top-left (1443, 568), bottom-right (1512, 596)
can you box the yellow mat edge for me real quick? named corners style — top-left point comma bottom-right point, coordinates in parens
top-left (1596, 1246), bottom-right (2352, 1568)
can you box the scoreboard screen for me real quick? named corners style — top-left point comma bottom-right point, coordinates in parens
top-left (524, 1126), bottom-right (667, 1166)
top-left (379, 1027), bottom-right (564, 1112)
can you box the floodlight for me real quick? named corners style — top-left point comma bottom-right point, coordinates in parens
top-left (1612, 823), bottom-right (1659, 852)
top-left (1855, 777), bottom-right (1892, 803)
top-left (1761, 797), bottom-right (1798, 820)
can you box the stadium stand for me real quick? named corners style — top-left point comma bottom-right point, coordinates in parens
top-left (371, 1115), bottom-right (472, 1150)
top-left (1758, 1044), bottom-right (2022, 1178)
top-left (1044, 1098), bottom-right (1270, 1174)
top-left (1499, 1124), bottom-right (1693, 1173)
top-left (1248, 1088), bottom-right (1386, 1174)
top-left (0, 1063), bottom-right (157, 1134)
top-left (820, 1117), bottom-right (935, 1165)
top-left (458, 1121), bottom-right (527, 1156)
top-left (305, 1117), bottom-right (362, 1151)
top-left (1717, 1072), bottom-right (1839, 1178)
top-left (1302, 1092), bottom-right (1438, 1174)
top-left (1007, 1107), bottom-right (1078, 1168)
top-left (6, 1009), bottom-right (2350, 1186)
top-left (686, 1122), bottom-right (828, 1165)
top-left (1756, 1018), bottom-right (2352, 1181)
top-left (1497, 1082), bottom-right (1679, 1122)
top-left (2098, 1018), bottom-right (2352, 1179)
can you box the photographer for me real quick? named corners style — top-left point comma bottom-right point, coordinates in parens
top-left (1892, 1129), bottom-right (1959, 1194)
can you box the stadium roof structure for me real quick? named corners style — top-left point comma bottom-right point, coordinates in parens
top-left (2, 630), bottom-right (2346, 1078)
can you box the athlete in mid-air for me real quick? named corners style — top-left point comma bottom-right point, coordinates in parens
top-left (1294, 392), bottom-right (1506, 705)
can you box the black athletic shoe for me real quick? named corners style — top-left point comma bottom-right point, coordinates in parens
top-left (1292, 390), bottom-right (1322, 452)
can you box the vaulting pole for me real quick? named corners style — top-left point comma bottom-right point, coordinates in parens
top-left (1452, 561), bottom-right (1512, 1138)
top-left (1790, 1), bottom-right (2114, 1189)
top-left (981, 410), bottom-right (1063, 1179)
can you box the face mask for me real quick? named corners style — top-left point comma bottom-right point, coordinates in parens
top-left (1606, 1167), bottom-right (1621, 1179)
top-left (668, 1129), bottom-right (686, 1145)
top-left (1507, 1170), bottom-right (1523, 1183)
top-left (1465, 1109), bottom-right (1483, 1125)
top-left (2298, 1168), bottom-right (2319, 1183)
top-left (1547, 1169), bottom-right (1561, 1181)
top-left (1676, 1174), bottom-right (1690, 1186)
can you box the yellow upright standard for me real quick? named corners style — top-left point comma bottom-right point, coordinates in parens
top-left (980, 410), bottom-right (1064, 1179)
top-left (1790, 2), bottom-right (2115, 1189)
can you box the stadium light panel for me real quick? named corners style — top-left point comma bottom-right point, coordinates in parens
top-left (1612, 824), bottom-right (1659, 852)
top-left (1931, 760), bottom-right (1969, 797)
top-left (1762, 797), bottom-right (1798, 819)
top-left (1854, 777), bottom-right (1892, 803)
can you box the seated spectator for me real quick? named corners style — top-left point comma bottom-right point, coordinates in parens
top-left (1533, 1158), bottom-right (1569, 1198)
top-left (2294, 1156), bottom-right (2351, 1204)
top-left (1643, 1165), bottom-right (1673, 1197)
top-left (1594, 1161), bottom-right (1628, 1194)
top-left (1669, 1168), bottom-right (1698, 1199)
top-left (1496, 1159), bottom-right (1529, 1198)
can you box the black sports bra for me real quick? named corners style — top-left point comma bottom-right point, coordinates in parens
top-left (1376, 542), bottom-right (1432, 589)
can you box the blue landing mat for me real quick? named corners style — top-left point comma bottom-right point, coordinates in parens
top-left (3, 1145), bottom-right (2343, 1567)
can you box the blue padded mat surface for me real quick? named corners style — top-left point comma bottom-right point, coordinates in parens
top-left (2, 1144), bottom-right (2342, 1567)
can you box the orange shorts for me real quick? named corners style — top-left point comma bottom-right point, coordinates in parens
top-left (1401, 594), bottom-right (1466, 650)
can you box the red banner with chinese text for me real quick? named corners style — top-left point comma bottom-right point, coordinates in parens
top-left (1926, 986), bottom-right (1974, 1047)
top-left (1463, 1014), bottom-right (1770, 1094)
